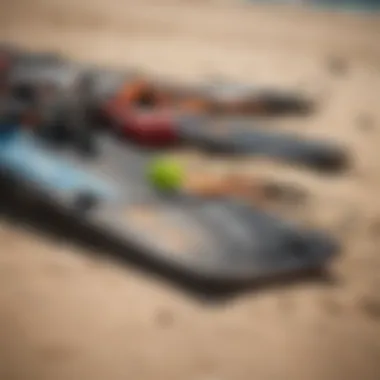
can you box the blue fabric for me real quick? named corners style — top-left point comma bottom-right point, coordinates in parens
top-left (246, 0), bottom-right (380, 12)
top-left (0, 130), bottom-right (117, 199)
top-left (311, 0), bottom-right (380, 11)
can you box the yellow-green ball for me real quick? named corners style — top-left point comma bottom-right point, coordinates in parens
top-left (147, 157), bottom-right (184, 192)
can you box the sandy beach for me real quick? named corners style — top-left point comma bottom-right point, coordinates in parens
top-left (0, 1), bottom-right (380, 379)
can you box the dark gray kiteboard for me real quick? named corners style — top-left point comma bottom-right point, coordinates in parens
top-left (177, 116), bottom-right (349, 172)
top-left (0, 128), bottom-right (338, 283)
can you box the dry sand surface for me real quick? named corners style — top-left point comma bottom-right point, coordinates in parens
top-left (0, 0), bottom-right (380, 379)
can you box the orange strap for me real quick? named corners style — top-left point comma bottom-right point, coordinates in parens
top-left (116, 80), bottom-right (150, 103)
top-left (184, 174), bottom-right (266, 202)
top-left (114, 79), bottom-right (169, 107)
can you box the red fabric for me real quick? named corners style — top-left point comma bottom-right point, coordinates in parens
top-left (124, 110), bottom-right (179, 146)
top-left (0, 53), bottom-right (11, 72)
top-left (102, 102), bottom-right (179, 147)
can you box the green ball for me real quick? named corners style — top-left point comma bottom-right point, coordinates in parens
top-left (147, 157), bottom-right (184, 192)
